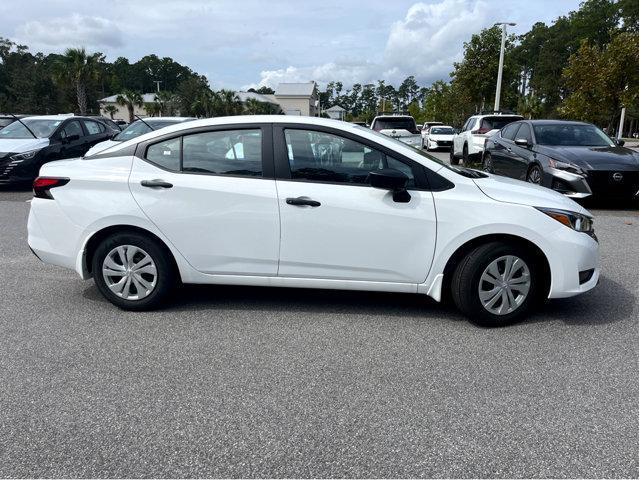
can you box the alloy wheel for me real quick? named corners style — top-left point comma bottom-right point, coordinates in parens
top-left (478, 255), bottom-right (531, 316)
top-left (527, 166), bottom-right (542, 184)
top-left (102, 245), bottom-right (157, 301)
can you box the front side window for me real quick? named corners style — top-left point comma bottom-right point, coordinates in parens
top-left (182, 129), bottom-right (262, 177)
top-left (284, 129), bottom-right (415, 187)
top-left (501, 122), bottom-right (521, 140)
top-left (516, 123), bottom-right (533, 143)
top-left (146, 137), bottom-right (181, 171)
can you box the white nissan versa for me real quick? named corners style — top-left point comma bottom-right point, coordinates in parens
top-left (27, 116), bottom-right (600, 327)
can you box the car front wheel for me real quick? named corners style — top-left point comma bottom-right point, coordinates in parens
top-left (527, 165), bottom-right (543, 184)
top-left (92, 232), bottom-right (176, 310)
top-left (451, 242), bottom-right (540, 327)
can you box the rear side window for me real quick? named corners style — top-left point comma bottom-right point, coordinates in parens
top-left (83, 120), bottom-right (103, 135)
top-left (146, 137), bottom-right (181, 171)
top-left (63, 120), bottom-right (84, 138)
top-left (182, 129), bottom-right (262, 177)
top-left (501, 122), bottom-right (521, 140)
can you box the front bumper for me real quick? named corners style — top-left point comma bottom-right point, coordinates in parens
top-left (542, 167), bottom-right (592, 199)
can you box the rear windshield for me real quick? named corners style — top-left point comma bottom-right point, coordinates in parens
top-left (114, 120), bottom-right (182, 141)
top-left (480, 116), bottom-right (523, 131)
top-left (430, 127), bottom-right (454, 135)
top-left (373, 118), bottom-right (418, 134)
top-left (533, 124), bottom-right (614, 147)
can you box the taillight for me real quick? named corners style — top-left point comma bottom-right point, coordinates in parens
top-left (33, 177), bottom-right (69, 199)
top-left (471, 127), bottom-right (491, 135)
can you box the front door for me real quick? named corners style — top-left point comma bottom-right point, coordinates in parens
top-left (129, 125), bottom-right (280, 276)
top-left (274, 126), bottom-right (437, 284)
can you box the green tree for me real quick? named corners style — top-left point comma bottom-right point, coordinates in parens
top-left (103, 104), bottom-right (118, 119)
top-left (53, 47), bottom-right (103, 114)
top-left (116, 90), bottom-right (143, 122)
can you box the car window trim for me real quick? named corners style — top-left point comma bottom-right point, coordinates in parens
top-left (135, 123), bottom-right (275, 180)
top-left (272, 123), bottom-right (445, 192)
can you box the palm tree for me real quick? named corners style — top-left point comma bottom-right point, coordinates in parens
top-left (116, 90), bottom-right (144, 123)
top-left (145, 102), bottom-right (162, 117)
top-left (245, 98), bottom-right (267, 115)
top-left (218, 89), bottom-right (243, 116)
top-left (54, 47), bottom-right (103, 115)
top-left (102, 105), bottom-right (118, 119)
top-left (154, 91), bottom-right (175, 116)
top-left (191, 89), bottom-right (217, 118)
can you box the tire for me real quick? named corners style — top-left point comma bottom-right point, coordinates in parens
top-left (450, 146), bottom-right (460, 165)
top-left (527, 164), bottom-right (543, 185)
top-left (451, 241), bottom-right (540, 327)
top-left (92, 232), bottom-right (176, 310)
top-left (462, 144), bottom-right (469, 165)
top-left (483, 152), bottom-right (494, 173)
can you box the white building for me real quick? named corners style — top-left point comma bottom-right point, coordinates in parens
top-left (272, 82), bottom-right (319, 116)
top-left (325, 105), bottom-right (346, 121)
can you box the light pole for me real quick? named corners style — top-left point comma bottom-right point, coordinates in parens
top-left (493, 22), bottom-right (516, 112)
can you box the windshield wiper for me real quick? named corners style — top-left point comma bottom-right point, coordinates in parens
top-left (10, 114), bottom-right (37, 139)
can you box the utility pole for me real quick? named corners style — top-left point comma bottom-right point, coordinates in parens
top-left (493, 22), bottom-right (516, 112)
top-left (154, 80), bottom-right (162, 93)
top-left (617, 106), bottom-right (626, 140)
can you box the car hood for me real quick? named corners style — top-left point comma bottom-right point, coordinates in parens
top-left (473, 172), bottom-right (590, 215)
top-left (536, 145), bottom-right (639, 171)
top-left (85, 139), bottom-right (119, 156)
top-left (0, 138), bottom-right (50, 153)
top-left (429, 134), bottom-right (454, 140)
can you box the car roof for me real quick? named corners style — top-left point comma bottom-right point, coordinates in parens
top-left (20, 115), bottom-right (96, 121)
top-left (525, 119), bottom-right (591, 126)
top-left (140, 116), bottom-right (196, 122)
top-left (373, 115), bottom-right (415, 120)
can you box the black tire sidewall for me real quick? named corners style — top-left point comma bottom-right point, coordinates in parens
top-left (483, 153), bottom-right (493, 172)
top-left (92, 232), bottom-right (175, 310)
top-left (452, 242), bottom-right (539, 327)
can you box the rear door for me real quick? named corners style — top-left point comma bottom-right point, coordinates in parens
top-left (273, 125), bottom-right (437, 284)
top-left (81, 119), bottom-right (110, 153)
top-left (128, 124), bottom-right (280, 276)
top-left (58, 120), bottom-right (86, 159)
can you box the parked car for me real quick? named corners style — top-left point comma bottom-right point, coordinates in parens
top-left (483, 119), bottom-right (639, 200)
top-left (451, 113), bottom-right (523, 165)
top-left (0, 115), bottom-right (116, 185)
top-left (84, 117), bottom-right (196, 156)
top-left (370, 115), bottom-right (421, 148)
top-left (0, 114), bottom-right (30, 131)
top-left (115, 120), bottom-right (128, 128)
top-left (422, 125), bottom-right (455, 151)
top-left (27, 116), bottom-right (599, 327)
top-left (421, 121), bottom-right (443, 134)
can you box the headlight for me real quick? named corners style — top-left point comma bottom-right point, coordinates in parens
top-left (548, 158), bottom-right (584, 176)
top-left (536, 207), bottom-right (594, 234)
top-left (10, 149), bottom-right (41, 162)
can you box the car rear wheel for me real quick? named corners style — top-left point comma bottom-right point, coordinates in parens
top-left (92, 232), bottom-right (176, 310)
top-left (450, 146), bottom-right (460, 165)
top-left (462, 144), bottom-right (469, 165)
top-left (483, 153), bottom-right (494, 173)
top-left (451, 241), bottom-right (540, 327)
top-left (527, 165), bottom-right (542, 185)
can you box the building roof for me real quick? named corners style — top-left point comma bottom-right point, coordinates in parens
top-left (275, 82), bottom-right (316, 97)
top-left (326, 105), bottom-right (346, 112)
top-left (99, 93), bottom-right (158, 103)
top-left (237, 91), bottom-right (280, 105)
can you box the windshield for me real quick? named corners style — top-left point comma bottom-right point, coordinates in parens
top-left (430, 127), bottom-right (454, 135)
top-left (373, 118), bottom-right (418, 134)
top-left (0, 118), bottom-right (61, 139)
top-left (533, 123), bottom-right (614, 147)
top-left (0, 119), bottom-right (14, 128)
top-left (113, 120), bottom-right (181, 141)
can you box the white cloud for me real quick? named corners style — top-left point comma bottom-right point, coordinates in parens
top-left (253, 0), bottom-right (492, 89)
top-left (15, 14), bottom-right (123, 50)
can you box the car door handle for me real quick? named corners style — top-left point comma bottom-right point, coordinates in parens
top-left (141, 179), bottom-right (173, 188)
top-left (286, 197), bottom-right (321, 207)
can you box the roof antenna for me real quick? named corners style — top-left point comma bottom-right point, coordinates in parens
top-left (134, 115), bottom-right (156, 131)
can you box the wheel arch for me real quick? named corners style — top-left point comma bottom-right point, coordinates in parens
top-left (440, 233), bottom-right (551, 302)
top-left (83, 224), bottom-right (181, 281)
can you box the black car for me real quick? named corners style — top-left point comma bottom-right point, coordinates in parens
top-left (483, 120), bottom-right (639, 200)
top-left (0, 115), bottom-right (116, 185)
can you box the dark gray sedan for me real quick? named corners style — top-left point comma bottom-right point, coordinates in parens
top-left (483, 120), bottom-right (639, 200)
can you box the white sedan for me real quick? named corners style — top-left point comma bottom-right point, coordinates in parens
top-left (422, 125), bottom-right (455, 151)
top-left (27, 116), bottom-right (600, 327)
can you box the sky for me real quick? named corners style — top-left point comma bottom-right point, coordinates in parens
top-left (0, 0), bottom-right (583, 90)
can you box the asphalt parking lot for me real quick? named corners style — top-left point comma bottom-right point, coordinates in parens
top-left (1, 179), bottom-right (638, 477)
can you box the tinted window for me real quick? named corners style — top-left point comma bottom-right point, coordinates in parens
top-left (516, 123), bottom-right (533, 143)
top-left (83, 120), bottom-right (102, 135)
top-left (430, 127), bottom-right (454, 135)
top-left (146, 137), bottom-right (181, 171)
top-left (533, 124), bottom-right (613, 147)
top-left (501, 122), bottom-right (521, 140)
top-left (481, 116), bottom-right (523, 131)
top-left (63, 120), bottom-right (84, 138)
top-left (462, 117), bottom-right (476, 132)
top-left (285, 129), bottom-right (415, 187)
top-left (183, 129), bottom-right (262, 177)
top-left (373, 118), bottom-right (418, 134)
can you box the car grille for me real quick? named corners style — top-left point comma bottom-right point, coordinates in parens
top-left (0, 154), bottom-right (10, 179)
top-left (435, 140), bottom-right (452, 146)
top-left (586, 171), bottom-right (639, 197)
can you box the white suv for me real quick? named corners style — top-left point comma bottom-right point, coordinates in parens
top-left (370, 115), bottom-right (421, 148)
top-left (451, 113), bottom-right (523, 165)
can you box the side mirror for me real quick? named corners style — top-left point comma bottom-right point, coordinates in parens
top-left (614, 138), bottom-right (625, 147)
top-left (514, 138), bottom-right (529, 147)
top-left (368, 168), bottom-right (411, 203)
